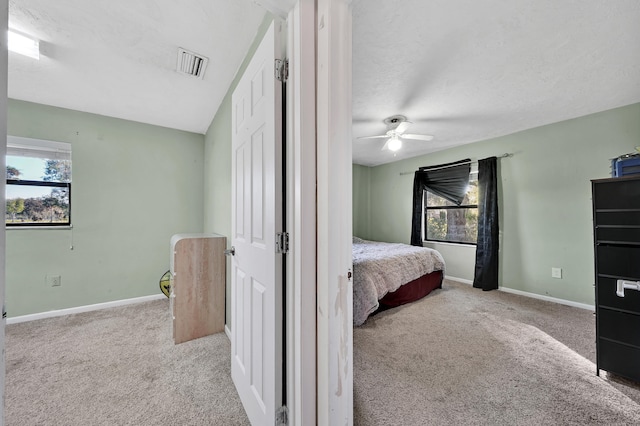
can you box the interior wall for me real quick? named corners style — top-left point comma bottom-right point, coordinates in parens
top-left (358, 103), bottom-right (640, 305)
top-left (203, 13), bottom-right (273, 329)
top-left (352, 163), bottom-right (370, 239)
top-left (6, 99), bottom-right (205, 317)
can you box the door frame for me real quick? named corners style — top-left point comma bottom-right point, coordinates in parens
top-left (285, 1), bottom-right (317, 425)
top-left (315, 0), bottom-right (353, 424)
top-left (282, 0), bottom-right (353, 424)
top-left (1, 1), bottom-right (8, 424)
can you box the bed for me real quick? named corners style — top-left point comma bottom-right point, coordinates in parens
top-left (352, 237), bottom-right (445, 326)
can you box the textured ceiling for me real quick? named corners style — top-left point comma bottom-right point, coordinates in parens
top-left (7, 1), bottom-right (640, 165)
top-left (352, 0), bottom-right (640, 166)
top-left (8, 0), bottom-right (266, 134)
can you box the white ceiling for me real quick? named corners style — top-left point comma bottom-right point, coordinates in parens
top-left (7, 1), bottom-right (640, 166)
top-left (8, 0), bottom-right (266, 134)
top-left (352, 0), bottom-right (640, 166)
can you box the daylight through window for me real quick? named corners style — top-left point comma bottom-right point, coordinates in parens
top-left (424, 172), bottom-right (478, 244)
top-left (6, 136), bottom-right (72, 227)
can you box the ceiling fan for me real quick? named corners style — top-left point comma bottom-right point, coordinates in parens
top-left (357, 115), bottom-right (434, 152)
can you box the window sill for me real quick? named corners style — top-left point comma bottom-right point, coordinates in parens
top-left (7, 225), bottom-right (73, 230)
top-left (422, 240), bottom-right (476, 248)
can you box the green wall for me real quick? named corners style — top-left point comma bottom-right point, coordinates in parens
top-left (6, 13), bottom-right (272, 322)
top-left (353, 103), bottom-right (640, 306)
top-left (203, 13), bottom-right (272, 328)
top-left (352, 164), bottom-right (371, 239)
top-left (6, 99), bottom-right (204, 317)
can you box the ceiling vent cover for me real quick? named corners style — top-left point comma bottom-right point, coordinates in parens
top-left (177, 48), bottom-right (208, 79)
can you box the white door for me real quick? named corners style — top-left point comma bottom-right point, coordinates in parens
top-left (230, 21), bottom-right (284, 425)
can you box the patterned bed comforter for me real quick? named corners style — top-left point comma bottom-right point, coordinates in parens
top-left (352, 237), bottom-right (445, 326)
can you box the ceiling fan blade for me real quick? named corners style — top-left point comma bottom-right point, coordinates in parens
top-left (357, 135), bottom-right (390, 140)
top-left (393, 121), bottom-right (412, 134)
top-left (401, 134), bottom-right (434, 141)
top-left (380, 139), bottom-right (390, 151)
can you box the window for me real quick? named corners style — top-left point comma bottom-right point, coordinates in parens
top-left (6, 136), bottom-right (72, 227)
top-left (424, 171), bottom-right (478, 244)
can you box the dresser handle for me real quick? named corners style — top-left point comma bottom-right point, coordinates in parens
top-left (616, 279), bottom-right (640, 297)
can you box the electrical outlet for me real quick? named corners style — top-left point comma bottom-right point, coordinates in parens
top-left (551, 268), bottom-right (562, 279)
top-left (46, 275), bottom-right (62, 287)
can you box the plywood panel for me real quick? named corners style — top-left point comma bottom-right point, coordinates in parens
top-left (172, 234), bottom-right (226, 344)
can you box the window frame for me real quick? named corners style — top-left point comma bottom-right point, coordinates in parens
top-left (6, 136), bottom-right (72, 228)
top-left (423, 171), bottom-right (478, 245)
top-left (5, 179), bottom-right (72, 228)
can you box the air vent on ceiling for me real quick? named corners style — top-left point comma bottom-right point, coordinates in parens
top-left (177, 48), bottom-right (208, 79)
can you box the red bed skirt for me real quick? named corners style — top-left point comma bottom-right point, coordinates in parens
top-left (378, 270), bottom-right (444, 309)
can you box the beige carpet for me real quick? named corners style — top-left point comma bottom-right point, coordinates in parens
top-left (5, 299), bottom-right (249, 426)
top-left (354, 279), bottom-right (640, 425)
top-left (7, 280), bottom-right (640, 425)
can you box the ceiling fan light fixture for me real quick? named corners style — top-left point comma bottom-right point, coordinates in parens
top-left (359, 115), bottom-right (433, 154)
top-left (8, 29), bottom-right (40, 60)
top-left (388, 136), bottom-right (402, 151)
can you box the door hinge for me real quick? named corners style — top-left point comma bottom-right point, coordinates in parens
top-left (276, 232), bottom-right (289, 254)
top-left (275, 58), bottom-right (289, 82)
top-left (276, 405), bottom-right (288, 425)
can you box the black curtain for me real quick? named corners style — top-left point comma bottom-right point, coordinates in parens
top-left (410, 159), bottom-right (471, 246)
top-left (473, 156), bottom-right (499, 291)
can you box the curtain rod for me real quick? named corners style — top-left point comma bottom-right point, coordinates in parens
top-left (399, 153), bottom-right (513, 176)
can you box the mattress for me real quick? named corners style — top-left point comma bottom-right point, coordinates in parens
top-left (352, 237), bottom-right (445, 325)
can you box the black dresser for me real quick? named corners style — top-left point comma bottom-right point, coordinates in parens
top-left (592, 175), bottom-right (640, 382)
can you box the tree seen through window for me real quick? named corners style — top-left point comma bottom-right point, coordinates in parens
top-left (424, 176), bottom-right (478, 244)
top-left (6, 157), bottom-right (71, 226)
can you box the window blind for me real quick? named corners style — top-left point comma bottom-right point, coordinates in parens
top-left (7, 135), bottom-right (71, 161)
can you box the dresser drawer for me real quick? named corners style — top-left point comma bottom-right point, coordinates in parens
top-left (593, 178), bottom-right (640, 210)
top-left (598, 308), bottom-right (640, 346)
top-left (596, 245), bottom-right (640, 279)
top-left (598, 338), bottom-right (640, 381)
top-left (598, 277), bottom-right (640, 311)
top-left (596, 227), bottom-right (640, 244)
top-left (595, 211), bottom-right (640, 227)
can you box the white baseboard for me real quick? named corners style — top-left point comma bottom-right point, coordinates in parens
top-left (445, 275), bottom-right (594, 311)
top-left (225, 325), bottom-right (231, 340)
top-left (498, 287), bottom-right (594, 311)
top-left (445, 275), bottom-right (473, 285)
top-left (6, 294), bottom-right (167, 325)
